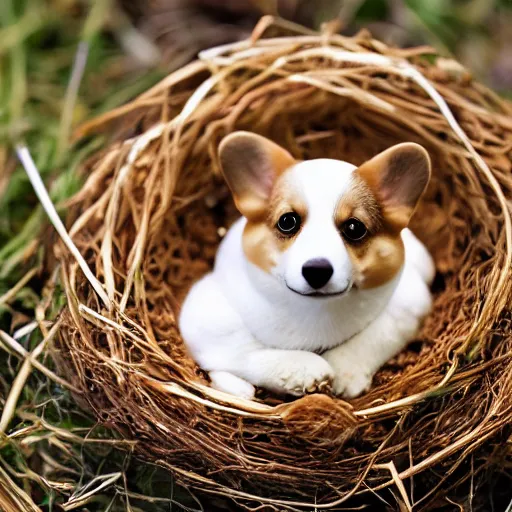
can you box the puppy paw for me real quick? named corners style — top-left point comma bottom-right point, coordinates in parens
top-left (270, 353), bottom-right (334, 396)
top-left (323, 352), bottom-right (373, 399)
top-left (209, 371), bottom-right (256, 400)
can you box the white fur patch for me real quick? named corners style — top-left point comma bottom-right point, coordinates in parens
top-left (275, 160), bottom-right (357, 295)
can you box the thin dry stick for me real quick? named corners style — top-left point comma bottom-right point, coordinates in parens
top-left (354, 360), bottom-right (458, 417)
top-left (16, 145), bottom-right (111, 309)
top-left (0, 267), bottom-right (38, 307)
top-left (0, 327), bottom-right (79, 394)
top-left (0, 463), bottom-right (41, 512)
top-left (189, 381), bottom-right (278, 414)
top-left (103, 122), bottom-right (165, 304)
top-left (77, 304), bottom-right (163, 354)
top-left (374, 462), bottom-right (412, 512)
top-left (141, 376), bottom-right (281, 419)
top-left (0, 323), bottom-right (61, 432)
top-left (288, 73), bottom-right (395, 112)
top-left (57, 41), bottom-right (89, 159)
top-left (62, 472), bottom-right (123, 511)
top-left (0, 357), bottom-right (34, 433)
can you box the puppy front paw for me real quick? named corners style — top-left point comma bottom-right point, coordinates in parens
top-left (209, 371), bottom-right (256, 400)
top-left (271, 353), bottom-right (334, 396)
top-left (323, 352), bottom-right (373, 399)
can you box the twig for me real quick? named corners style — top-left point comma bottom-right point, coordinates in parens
top-left (140, 375), bottom-right (281, 420)
top-left (354, 361), bottom-right (458, 417)
top-left (0, 267), bottom-right (38, 307)
top-left (13, 321), bottom-right (40, 340)
top-left (102, 122), bottom-right (165, 304)
top-left (62, 472), bottom-right (122, 511)
top-left (0, 357), bottom-right (34, 433)
top-left (57, 41), bottom-right (89, 160)
top-left (373, 462), bottom-right (412, 512)
top-left (0, 321), bottom-right (62, 432)
top-left (15, 145), bottom-right (111, 309)
top-left (0, 326), bottom-right (80, 394)
top-left (0, 463), bottom-right (40, 512)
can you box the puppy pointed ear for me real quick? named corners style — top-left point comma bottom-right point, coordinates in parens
top-left (356, 143), bottom-right (431, 229)
top-left (218, 132), bottom-right (296, 220)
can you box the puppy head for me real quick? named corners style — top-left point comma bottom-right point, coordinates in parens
top-left (219, 132), bottom-right (430, 297)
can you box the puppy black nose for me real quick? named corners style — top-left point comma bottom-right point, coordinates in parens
top-left (302, 258), bottom-right (334, 289)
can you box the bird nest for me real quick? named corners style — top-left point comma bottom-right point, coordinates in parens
top-left (52, 17), bottom-right (512, 511)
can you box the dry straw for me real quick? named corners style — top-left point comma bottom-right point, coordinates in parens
top-left (42, 16), bottom-right (512, 510)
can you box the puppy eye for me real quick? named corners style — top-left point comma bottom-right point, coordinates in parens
top-left (276, 212), bottom-right (301, 235)
top-left (342, 218), bottom-right (367, 242)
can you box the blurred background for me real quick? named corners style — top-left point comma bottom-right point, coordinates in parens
top-left (1, 1), bottom-right (511, 510)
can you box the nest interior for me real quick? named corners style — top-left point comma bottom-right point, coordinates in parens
top-left (53, 18), bottom-right (512, 510)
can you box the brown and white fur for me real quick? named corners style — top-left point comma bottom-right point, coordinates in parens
top-left (179, 132), bottom-right (435, 399)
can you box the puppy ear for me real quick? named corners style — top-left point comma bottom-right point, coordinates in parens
top-left (218, 132), bottom-right (296, 220)
top-left (356, 143), bottom-right (431, 229)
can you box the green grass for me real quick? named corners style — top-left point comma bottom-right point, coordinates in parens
top-left (0, 0), bottom-right (164, 290)
top-left (0, 1), bottom-right (171, 509)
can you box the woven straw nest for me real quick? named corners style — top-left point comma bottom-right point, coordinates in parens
top-left (52, 17), bottom-right (512, 511)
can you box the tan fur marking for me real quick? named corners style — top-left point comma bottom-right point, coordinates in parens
top-left (242, 168), bottom-right (307, 273)
top-left (335, 178), bottom-right (381, 233)
top-left (336, 176), bottom-right (405, 289)
top-left (242, 222), bottom-right (277, 273)
top-left (346, 234), bottom-right (405, 289)
top-left (267, 170), bottom-right (307, 228)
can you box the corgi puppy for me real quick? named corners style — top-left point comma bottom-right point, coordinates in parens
top-left (179, 132), bottom-right (435, 400)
